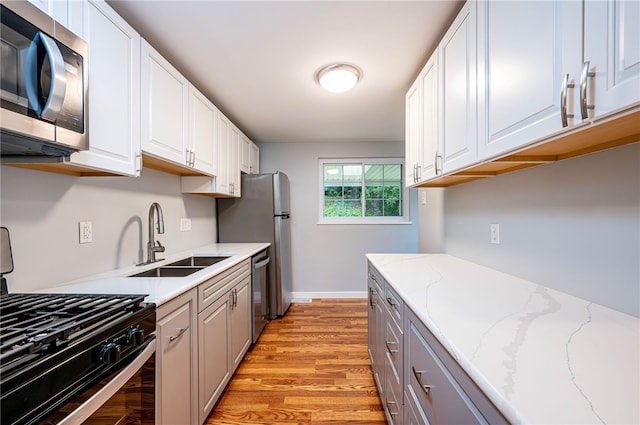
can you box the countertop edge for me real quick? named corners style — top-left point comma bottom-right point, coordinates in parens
top-left (35, 243), bottom-right (271, 307)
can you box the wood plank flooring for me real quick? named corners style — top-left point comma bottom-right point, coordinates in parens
top-left (204, 299), bottom-right (387, 425)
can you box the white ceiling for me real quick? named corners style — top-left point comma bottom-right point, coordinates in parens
top-left (107, 1), bottom-right (463, 144)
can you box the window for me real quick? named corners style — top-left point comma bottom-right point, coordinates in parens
top-left (318, 158), bottom-right (410, 224)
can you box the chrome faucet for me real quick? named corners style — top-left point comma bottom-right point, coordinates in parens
top-left (145, 202), bottom-right (165, 265)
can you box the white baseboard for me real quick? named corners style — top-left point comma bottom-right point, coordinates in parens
top-left (291, 291), bottom-right (368, 302)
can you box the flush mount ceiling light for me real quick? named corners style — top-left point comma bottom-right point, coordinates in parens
top-left (315, 63), bottom-right (361, 93)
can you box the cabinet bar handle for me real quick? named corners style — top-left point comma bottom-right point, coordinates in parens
top-left (386, 341), bottom-right (398, 354)
top-left (560, 73), bottom-right (575, 128)
top-left (412, 366), bottom-right (433, 394)
top-left (135, 152), bottom-right (142, 175)
top-left (386, 400), bottom-right (399, 417)
top-left (386, 296), bottom-right (396, 307)
top-left (435, 153), bottom-right (442, 175)
top-left (169, 326), bottom-right (189, 342)
top-left (369, 288), bottom-right (377, 308)
top-left (580, 61), bottom-right (596, 120)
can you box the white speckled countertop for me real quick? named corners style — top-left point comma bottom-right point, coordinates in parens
top-left (366, 253), bottom-right (639, 425)
top-left (38, 243), bottom-right (269, 306)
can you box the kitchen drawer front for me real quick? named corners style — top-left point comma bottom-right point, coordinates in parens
top-left (368, 264), bottom-right (385, 294)
top-left (404, 388), bottom-right (429, 425)
top-left (383, 351), bottom-right (403, 425)
top-left (198, 259), bottom-right (250, 312)
top-left (406, 309), bottom-right (508, 425)
top-left (384, 310), bottom-right (403, 381)
top-left (384, 282), bottom-right (404, 329)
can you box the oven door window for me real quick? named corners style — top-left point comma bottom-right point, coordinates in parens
top-left (38, 342), bottom-right (155, 425)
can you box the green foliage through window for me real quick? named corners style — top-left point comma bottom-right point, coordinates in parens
top-left (322, 162), bottom-right (403, 218)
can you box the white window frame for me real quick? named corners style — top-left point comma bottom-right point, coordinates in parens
top-left (318, 157), bottom-right (411, 225)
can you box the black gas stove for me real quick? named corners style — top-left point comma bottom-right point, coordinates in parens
top-left (0, 293), bottom-right (156, 425)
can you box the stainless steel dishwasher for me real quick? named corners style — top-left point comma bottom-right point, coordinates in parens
top-left (252, 249), bottom-right (270, 344)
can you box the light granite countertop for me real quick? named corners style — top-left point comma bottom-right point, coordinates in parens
top-left (38, 243), bottom-right (270, 306)
top-left (366, 253), bottom-right (639, 425)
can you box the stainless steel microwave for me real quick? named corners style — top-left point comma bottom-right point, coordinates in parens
top-left (0, 0), bottom-right (88, 161)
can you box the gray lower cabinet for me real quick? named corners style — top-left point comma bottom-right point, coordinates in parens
top-left (197, 259), bottom-right (252, 423)
top-left (229, 277), bottom-right (251, 371)
top-left (367, 265), bottom-right (385, 391)
top-left (156, 259), bottom-right (252, 425)
top-left (367, 261), bottom-right (508, 425)
top-left (198, 292), bottom-right (230, 423)
top-left (156, 289), bottom-right (198, 425)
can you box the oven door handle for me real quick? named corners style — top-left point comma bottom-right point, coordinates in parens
top-left (57, 338), bottom-right (156, 425)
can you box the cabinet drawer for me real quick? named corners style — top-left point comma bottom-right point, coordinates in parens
top-left (384, 351), bottom-right (403, 425)
top-left (198, 259), bottom-right (250, 312)
top-left (384, 312), bottom-right (403, 380)
top-left (384, 283), bottom-right (404, 329)
top-left (406, 309), bottom-right (508, 425)
top-left (367, 264), bottom-right (384, 294)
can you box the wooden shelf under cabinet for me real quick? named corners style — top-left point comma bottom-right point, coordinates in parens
top-left (417, 106), bottom-right (640, 188)
top-left (141, 153), bottom-right (209, 177)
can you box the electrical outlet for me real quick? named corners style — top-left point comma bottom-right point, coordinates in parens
top-left (180, 218), bottom-right (192, 232)
top-left (420, 190), bottom-right (427, 205)
top-left (79, 221), bottom-right (92, 244)
top-left (490, 223), bottom-right (500, 244)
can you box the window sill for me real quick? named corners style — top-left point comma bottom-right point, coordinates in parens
top-left (317, 219), bottom-right (413, 225)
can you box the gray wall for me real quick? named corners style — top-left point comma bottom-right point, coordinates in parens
top-left (441, 143), bottom-right (640, 317)
top-left (0, 166), bottom-right (217, 293)
top-left (259, 141), bottom-right (419, 298)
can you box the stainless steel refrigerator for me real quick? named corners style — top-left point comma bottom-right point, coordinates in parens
top-left (217, 171), bottom-right (292, 319)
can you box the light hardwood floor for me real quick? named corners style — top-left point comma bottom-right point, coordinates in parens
top-left (204, 298), bottom-right (387, 425)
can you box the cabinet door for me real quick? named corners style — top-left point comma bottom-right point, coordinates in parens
top-left (216, 112), bottom-right (231, 194)
top-left (141, 39), bottom-right (189, 165)
top-left (229, 125), bottom-right (241, 197)
top-left (439, 0), bottom-right (478, 173)
top-left (250, 142), bottom-right (260, 174)
top-left (68, 0), bottom-right (141, 176)
top-left (584, 0), bottom-right (640, 119)
top-left (28, 0), bottom-right (83, 35)
top-left (157, 291), bottom-right (197, 425)
top-left (419, 52), bottom-right (439, 181)
top-left (198, 293), bottom-right (230, 424)
top-left (405, 78), bottom-right (422, 186)
top-left (189, 85), bottom-right (217, 176)
top-left (406, 48), bottom-right (439, 185)
top-left (477, 0), bottom-right (582, 160)
top-left (230, 278), bottom-right (251, 370)
top-left (240, 134), bottom-right (251, 174)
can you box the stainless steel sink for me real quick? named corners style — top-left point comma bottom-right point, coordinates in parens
top-left (128, 266), bottom-right (204, 278)
top-left (165, 255), bottom-right (231, 267)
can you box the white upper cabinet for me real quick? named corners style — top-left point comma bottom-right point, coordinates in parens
top-left (67, 0), bottom-right (141, 176)
top-left (28, 0), bottom-right (84, 36)
top-left (228, 125), bottom-right (241, 197)
top-left (583, 0), bottom-right (640, 119)
top-left (141, 39), bottom-right (190, 166)
top-left (250, 142), bottom-right (259, 174)
top-left (405, 50), bottom-right (439, 187)
top-left (240, 134), bottom-right (251, 174)
top-left (477, 0), bottom-right (582, 160)
top-left (439, 0), bottom-right (478, 173)
top-left (216, 112), bottom-right (231, 195)
top-left (188, 85), bottom-right (217, 176)
top-left (405, 76), bottom-right (421, 186)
